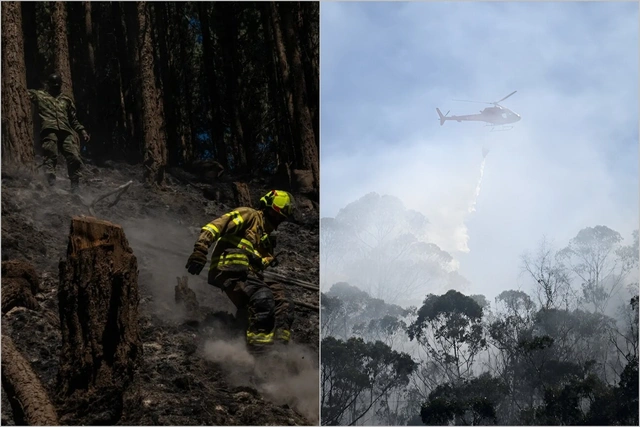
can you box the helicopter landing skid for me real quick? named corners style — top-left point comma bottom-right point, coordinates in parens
top-left (487, 125), bottom-right (514, 132)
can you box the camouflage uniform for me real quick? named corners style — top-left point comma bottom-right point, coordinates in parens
top-left (192, 207), bottom-right (295, 346)
top-left (28, 89), bottom-right (85, 186)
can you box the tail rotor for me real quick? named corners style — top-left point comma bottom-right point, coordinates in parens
top-left (436, 108), bottom-right (450, 126)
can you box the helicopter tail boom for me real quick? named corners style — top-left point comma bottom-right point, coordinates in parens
top-left (436, 108), bottom-right (447, 126)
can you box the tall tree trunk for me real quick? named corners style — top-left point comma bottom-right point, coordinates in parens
top-left (1, 2), bottom-right (35, 168)
top-left (278, 2), bottom-right (319, 188)
top-left (177, 7), bottom-right (194, 165)
top-left (80, 1), bottom-right (108, 163)
top-left (67, 1), bottom-right (91, 156)
top-left (268, 2), bottom-right (298, 167)
top-left (198, 2), bottom-right (227, 168)
top-left (153, 2), bottom-right (179, 167)
top-left (21, 2), bottom-right (39, 89)
top-left (113, 1), bottom-right (137, 160)
top-left (52, 1), bottom-right (74, 97)
top-left (84, 1), bottom-right (95, 74)
top-left (261, 3), bottom-right (294, 178)
top-left (217, 3), bottom-right (248, 173)
top-left (134, 1), bottom-right (167, 185)
top-left (300, 2), bottom-right (319, 146)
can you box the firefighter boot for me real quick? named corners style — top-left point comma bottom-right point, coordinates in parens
top-left (246, 328), bottom-right (274, 355)
top-left (274, 328), bottom-right (291, 345)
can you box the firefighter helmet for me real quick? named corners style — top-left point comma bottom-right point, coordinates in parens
top-left (259, 190), bottom-right (294, 218)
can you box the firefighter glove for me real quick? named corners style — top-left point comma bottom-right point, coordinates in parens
top-left (248, 252), bottom-right (265, 271)
top-left (265, 256), bottom-right (279, 269)
top-left (186, 246), bottom-right (208, 275)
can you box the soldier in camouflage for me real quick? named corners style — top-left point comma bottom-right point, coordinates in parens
top-left (185, 190), bottom-right (296, 350)
top-left (28, 73), bottom-right (90, 192)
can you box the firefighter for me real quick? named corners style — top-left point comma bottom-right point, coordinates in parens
top-left (185, 190), bottom-right (296, 349)
top-left (28, 73), bottom-right (90, 192)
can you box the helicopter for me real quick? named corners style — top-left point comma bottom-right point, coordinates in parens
top-left (436, 91), bottom-right (521, 130)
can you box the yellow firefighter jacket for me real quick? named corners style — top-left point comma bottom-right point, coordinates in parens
top-left (194, 207), bottom-right (276, 275)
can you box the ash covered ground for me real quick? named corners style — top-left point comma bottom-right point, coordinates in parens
top-left (1, 159), bottom-right (319, 425)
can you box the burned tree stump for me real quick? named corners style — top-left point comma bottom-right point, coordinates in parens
top-left (175, 276), bottom-right (199, 313)
top-left (57, 216), bottom-right (141, 398)
top-left (1, 260), bottom-right (40, 313)
top-left (1, 334), bottom-right (59, 426)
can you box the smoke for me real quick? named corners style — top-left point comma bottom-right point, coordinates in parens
top-left (118, 214), bottom-right (238, 320)
top-left (203, 339), bottom-right (319, 424)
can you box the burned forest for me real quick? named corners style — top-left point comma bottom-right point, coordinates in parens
top-left (1, 1), bottom-right (319, 425)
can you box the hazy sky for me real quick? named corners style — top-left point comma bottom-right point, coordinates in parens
top-left (320, 1), bottom-right (639, 300)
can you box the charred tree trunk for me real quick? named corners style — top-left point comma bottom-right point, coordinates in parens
top-left (1, 2), bottom-right (35, 168)
top-left (269, 2), bottom-right (318, 189)
top-left (198, 2), bottom-right (227, 168)
top-left (300, 2), bottom-right (319, 145)
top-left (262, 4), bottom-right (294, 184)
top-left (1, 334), bottom-right (59, 426)
top-left (217, 3), bottom-right (248, 173)
top-left (177, 8), bottom-right (195, 165)
top-left (21, 2), bottom-right (39, 89)
top-left (67, 1), bottom-right (93, 157)
top-left (134, 1), bottom-right (167, 185)
top-left (153, 2), bottom-right (179, 167)
top-left (84, 1), bottom-right (96, 74)
top-left (81, 1), bottom-right (110, 163)
top-left (52, 1), bottom-right (74, 97)
top-left (112, 1), bottom-right (137, 161)
top-left (268, 2), bottom-right (296, 166)
top-left (280, 2), bottom-right (319, 189)
top-left (57, 217), bottom-right (141, 400)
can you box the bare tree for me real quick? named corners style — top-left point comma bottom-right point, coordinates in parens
top-left (559, 226), bottom-right (633, 314)
top-left (521, 237), bottom-right (574, 310)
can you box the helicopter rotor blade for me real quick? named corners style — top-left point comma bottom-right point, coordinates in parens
top-left (495, 90), bottom-right (517, 104)
top-left (452, 99), bottom-right (491, 105)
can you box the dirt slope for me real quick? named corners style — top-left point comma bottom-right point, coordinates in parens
top-left (1, 159), bottom-right (319, 425)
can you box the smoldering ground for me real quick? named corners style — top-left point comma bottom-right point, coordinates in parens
top-left (113, 190), bottom-right (321, 423)
top-left (2, 160), bottom-right (320, 425)
top-left (204, 338), bottom-right (320, 424)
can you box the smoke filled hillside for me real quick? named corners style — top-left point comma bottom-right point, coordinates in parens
top-left (320, 193), bottom-right (470, 307)
top-left (1, 2), bottom-right (319, 425)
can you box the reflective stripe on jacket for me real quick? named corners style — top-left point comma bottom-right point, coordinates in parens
top-left (193, 207), bottom-right (275, 273)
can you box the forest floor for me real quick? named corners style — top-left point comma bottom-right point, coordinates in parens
top-left (1, 157), bottom-right (319, 425)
